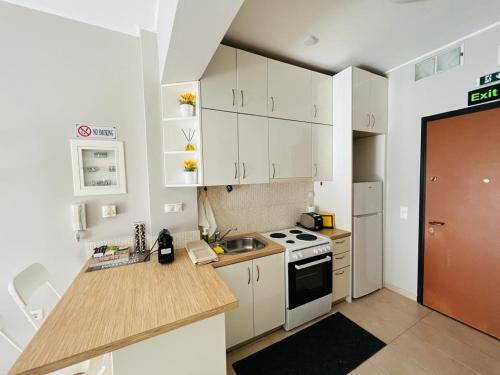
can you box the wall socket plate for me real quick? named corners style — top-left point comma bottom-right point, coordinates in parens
top-left (164, 203), bottom-right (183, 213)
top-left (30, 309), bottom-right (44, 321)
top-left (400, 206), bottom-right (408, 220)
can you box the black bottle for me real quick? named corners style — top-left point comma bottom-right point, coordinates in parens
top-left (157, 229), bottom-right (174, 264)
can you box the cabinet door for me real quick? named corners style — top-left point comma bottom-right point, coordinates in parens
top-left (201, 45), bottom-right (237, 112)
top-left (202, 109), bottom-right (239, 186)
top-left (369, 74), bottom-right (388, 134)
top-left (312, 124), bottom-right (333, 181)
top-left (237, 50), bottom-right (268, 116)
top-left (352, 68), bottom-right (372, 132)
top-left (238, 114), bottom-right (269, 184)
top-left (268, 59), bottom-right (311, 122)
top-left (253, 253), bottom-right (285, 336)
top-left (311, 71), bottom-right (333, 125)
top-left (215, 261), bottom-right (254, 348)
top-left (333, 266), bottom-right (350, 302)
top-left (269, 118), bottom-right (312, 179)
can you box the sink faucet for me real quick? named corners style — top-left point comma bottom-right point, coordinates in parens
top-left (214, 227), bottom-right (238, 242)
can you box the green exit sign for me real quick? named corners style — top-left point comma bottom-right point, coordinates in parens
top-left (468, 83), bottom-right (500, 106)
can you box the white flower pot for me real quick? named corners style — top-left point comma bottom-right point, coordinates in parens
top-left (183, 171), bottom-right (197, 185)
top-left (179, 104), bottom-right (194, 117)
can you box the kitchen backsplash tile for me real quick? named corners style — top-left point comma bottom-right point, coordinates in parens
top-left (201, 182), bottom-right (313, 233)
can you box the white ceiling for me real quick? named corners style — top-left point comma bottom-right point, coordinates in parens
top-left (224, 0), bottom-right (500, 74)
top-left (1, 0), bottom-right (158, 35)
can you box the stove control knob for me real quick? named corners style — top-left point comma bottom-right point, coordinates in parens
top-left (298, 253), bottom-right (303, 259)
top-left (313, 249), bottom-right (318, 255)
top-left (292, 254), bottom-right (298, 260)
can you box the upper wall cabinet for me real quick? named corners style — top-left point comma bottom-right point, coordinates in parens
top-left (312, 124), bottom-right (333, 181)
top-left (236, 49), bottom-right (268, 116)
top-left (269, 118), bottom-right (312, 180)
top-left (311, 72), bottom-right (333, 125)
top-left (201, 45), bottom-right (237, 112)
top-left (352, 67), bottom-right (388, 134)
top-left (201, 45), bottom-right (268, 116)
top-left (268, 60), bottom-right (311, 122)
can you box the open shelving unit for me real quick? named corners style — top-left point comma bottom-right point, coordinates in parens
top-left (161, 81), bottom-right (203, 187)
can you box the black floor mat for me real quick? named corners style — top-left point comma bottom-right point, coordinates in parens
top-left (232, 312), bottom-right (385, 375)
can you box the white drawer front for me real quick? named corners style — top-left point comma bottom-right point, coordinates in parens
top-left (333, 266), bottom-right (350, 302)
top-left (332, 237), bottom-right (350, 255)
top-left (333, 251), bottom-right (350, 270)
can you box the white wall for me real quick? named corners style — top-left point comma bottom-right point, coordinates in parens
top-left (0, 3), bottom-right (150, 372)
top-left (385, 25), bottom-right (500, 297)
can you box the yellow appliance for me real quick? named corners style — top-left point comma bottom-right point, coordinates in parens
top-left (320, 212), bottom-right (335, 228)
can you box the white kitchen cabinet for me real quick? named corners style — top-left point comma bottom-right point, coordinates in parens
top-left (311, 71), bottom-right (333, 125)
top-left (237, 49), bottom-right (268, 116)
top-left (333, 266), bottom-right (350, 302)
top-left (268, 59), bottom-right (311, 122)
top-left (201, 45), bottom-right (237, 112)
top-left (312, 124), bottom-right (333, 181)
top-left (215, 260), bottom-right (254, 348)
top-left (269, 118), bottom-right (312, 180)
top-left (253, 253), bottom-right (285, 336)
top-left (238, 114), bottom-right (269, 184)
top-left (201, 109), bottom-right (239, 186)
top-left (216, 254), bottom-right (285, 348)
top-left (352, 67), bottom-right (387, 134)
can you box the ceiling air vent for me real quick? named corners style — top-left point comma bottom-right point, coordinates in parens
top-left (415, 45), bottom-right (463, 81)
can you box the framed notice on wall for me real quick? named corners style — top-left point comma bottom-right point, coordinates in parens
top-left (70, 139), bottom-right (127, 196)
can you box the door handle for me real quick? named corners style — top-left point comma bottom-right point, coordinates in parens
top-left (232, 89), bottom-right (236, 106)
top-left (272, 163), bottom-right (276, 178)
top-left (428, 221), bottom-right (445, 226)
top-left (256, 265), bottom-right (260, 282)
top-left (240, 90), bottom-right (244, 107)
top-left (371, 114), bottom-right (375, 128)
top-left (242, 162), bottom-right (246, 179)
top-left (247, 267), bottom-right (251, 284)
top-left (271, 96), bottom-right (275, 112)
top-left (234, 162), bottom-right (238, 179)
top-left (366, 114), bottom-right (371, 128)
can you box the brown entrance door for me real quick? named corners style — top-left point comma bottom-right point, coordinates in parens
top-left (422, 104), bottom-right (500, 338)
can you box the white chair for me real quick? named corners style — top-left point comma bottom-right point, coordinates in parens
top-left (0, 316), bottom-right (22, 353)
top-left (8, 263), bottom-right (113, 375)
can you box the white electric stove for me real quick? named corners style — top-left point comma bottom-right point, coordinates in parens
top-left (261, 227), bottom-right (333, 330)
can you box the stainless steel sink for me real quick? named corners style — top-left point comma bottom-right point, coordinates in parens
top-left (211, 236), bottom-right (267, 254)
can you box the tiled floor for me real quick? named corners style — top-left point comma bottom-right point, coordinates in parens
top-left (226, 288), bottom-right (500, 374)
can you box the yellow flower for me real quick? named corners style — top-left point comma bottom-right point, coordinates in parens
top-left (179, 92), bottom-right (196, 105)
top-left (183, 159), bottom-right (198, 171)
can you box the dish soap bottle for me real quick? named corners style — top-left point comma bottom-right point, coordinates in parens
top-left (201, 227), bottom-right (209, 243)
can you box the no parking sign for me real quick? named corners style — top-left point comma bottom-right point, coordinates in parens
top-left (75, 124), bottom-right (116, 139)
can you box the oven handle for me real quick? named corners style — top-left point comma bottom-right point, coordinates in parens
top-left (294, 255), bottom-right (331, 270)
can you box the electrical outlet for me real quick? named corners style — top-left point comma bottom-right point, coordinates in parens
top-left (30, 309), bottom-right (44, 321)
top-left (164, 203), bottom-right (183, 213)
top-left (400, 206), bottom-right (408, 220)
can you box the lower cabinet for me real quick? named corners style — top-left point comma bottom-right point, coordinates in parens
top-left (215, 253), bottom-right (285, 348)
top-left (332, 236), bottom-right (351, 302)
top-left (333, 266), bottom-right (350, 302)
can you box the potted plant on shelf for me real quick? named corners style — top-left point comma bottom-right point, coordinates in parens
top-left (183, 159), bottom-right (198, 184)
top-left (181, 129), bottom-right (196, 151)
top-left (179, 92), bottom-right (196, 117)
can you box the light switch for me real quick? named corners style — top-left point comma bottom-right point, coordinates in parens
top-left (102, 205), bottom-right (117, 218)
top-left (400, 206), bottom-right (408, 220)
top-left (165, 203), bottom-right (183, 213)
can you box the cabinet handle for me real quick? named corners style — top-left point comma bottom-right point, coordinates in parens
top-left (256, 265), bottom-right (260, 282)
top-left (371, 114), bottom-right (375, 128)
top-left (366, 114), bottom-right (371, 128)
top-left (247, 267), bottom-right (251, 284)
top-left (334, 270), bottom-right (345, 276)
top-left (271, 96), bottom-right (275, 112)
top-left (314, 163), bottom-right (318, 177)
top-left (335, 240), bottom-right (345, 244)
top-left (232, 89), bottom-right (236, 106)
top-left (314, 104), bottom-right (318, 118)
top-left (335, 255), bottom-right (345, 260)
top-left (240, 90), bottom-right (244, 107)
top-left (234, 162), bottom-right (238, 179)
top-left (272, 163), bottom-right (276, 178)
top-left (242, 162), bottom-right (246, 179)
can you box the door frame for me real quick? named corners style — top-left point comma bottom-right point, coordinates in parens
top-left (417, 100), bottom-right (500, 303)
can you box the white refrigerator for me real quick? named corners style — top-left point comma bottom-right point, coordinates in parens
top-left (352, 182), bottom-right (383, 298)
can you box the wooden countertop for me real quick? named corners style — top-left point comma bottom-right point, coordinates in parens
top-left (9, 249), bottom-right (238, 375)
top-left (211, 232), bottom-right (284, 268)
top-left (318, 228), bottom-right (351, 240)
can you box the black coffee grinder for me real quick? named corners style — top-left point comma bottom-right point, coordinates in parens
top-left (157, 229), bottom-right (174, 264)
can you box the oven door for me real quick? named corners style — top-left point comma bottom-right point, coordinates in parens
top-left (288, 253), bottom-right (333, 309)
